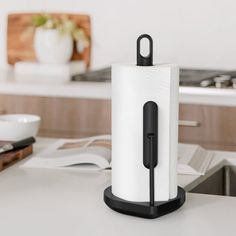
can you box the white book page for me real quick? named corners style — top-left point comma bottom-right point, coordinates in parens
top-left (22, 135), bottom-right (112, 170)
top-left (178, 143), bottom-right (214, 175)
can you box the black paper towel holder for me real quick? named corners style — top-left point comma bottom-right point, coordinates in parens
top-left (104, 34), bottom-right (185, 219)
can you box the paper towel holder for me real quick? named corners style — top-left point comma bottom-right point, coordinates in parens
top-left (104, 34), bottom-right (185, 219)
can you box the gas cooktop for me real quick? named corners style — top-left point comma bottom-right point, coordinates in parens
top-left (179, 69), bottom-right (236, 88)
top-left (72, 67), bottom-right (236, 88)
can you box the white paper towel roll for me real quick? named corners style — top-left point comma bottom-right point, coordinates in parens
top-left (112, 63), bottom-right (179, 202)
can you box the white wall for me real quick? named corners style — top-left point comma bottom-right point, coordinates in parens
top-left (1, 0), bottom-right (236, 70)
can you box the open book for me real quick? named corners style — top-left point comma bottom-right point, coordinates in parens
top-left (22, 135), bottom-right (112, 171)
top-left (178, 143), bottom-right (214, 175)
top-left (22, 135), bottom-right (214, 175)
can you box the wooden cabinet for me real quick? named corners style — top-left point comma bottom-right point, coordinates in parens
top-left (179, 104), bottom-right (236, 151)
top-left (0, 95), bottom-right (111, 138)
top-left (1, 94), bottom-right (236, 151)
top-left (41, 97), bottom-right (111, 138)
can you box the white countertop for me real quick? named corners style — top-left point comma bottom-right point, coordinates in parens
top-left (180, 86), bottom-right (236, 107)
top-left (0, 137), bottom-right (236, 236)
top-left (1, 70), bottom-right (236, 106)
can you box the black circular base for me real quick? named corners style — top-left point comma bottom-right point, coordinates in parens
top-left (104, 186), bottom-right (185, 219)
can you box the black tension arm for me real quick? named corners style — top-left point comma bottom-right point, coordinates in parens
top-left (143, 101), bottom-right (158, 206)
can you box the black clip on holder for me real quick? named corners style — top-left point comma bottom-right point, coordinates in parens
top-left (104, 34), bottom-right (185, 219)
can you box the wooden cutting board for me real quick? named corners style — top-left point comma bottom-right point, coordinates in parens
top-left (7, 13), bottom-right (91, 68)
top-left (0, 141), bottom-right (33, 171)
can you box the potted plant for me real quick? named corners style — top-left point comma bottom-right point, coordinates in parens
top-left (32, 14), bottom-right (89, 64)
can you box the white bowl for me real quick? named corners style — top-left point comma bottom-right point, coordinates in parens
top-left (0, 114), bottom-right (41, 141)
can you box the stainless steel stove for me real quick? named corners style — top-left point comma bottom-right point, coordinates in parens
top-left (72, 67), bottom-right (236, 89)
top-left (179, 69), bottom-right (236, 88)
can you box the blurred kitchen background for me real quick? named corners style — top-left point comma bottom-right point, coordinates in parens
top-left (1, 0), bottom-right (236, 70)
top-left (1, 0), bottom-right (236, 151)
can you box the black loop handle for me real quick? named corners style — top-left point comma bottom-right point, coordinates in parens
top-left (137, 34), bottom-right (153, 66)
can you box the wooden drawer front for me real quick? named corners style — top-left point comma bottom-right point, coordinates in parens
top-left (179, 104), bottom-right (236, 147)
top-left (0, 95), bottom-right (6, 114)
top-left (42, 97), bottom-right (111, 138)
top-left (0, 94), bottom-right (45, 121)
top-left (0, 95), bottom-right (111, 139)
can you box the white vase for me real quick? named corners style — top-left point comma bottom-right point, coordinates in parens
top-left (34, 28), bottom-right (73, 64)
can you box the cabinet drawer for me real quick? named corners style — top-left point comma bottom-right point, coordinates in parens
top-left (0, 95), bottom-right (111, 139)
top-left (0, 94), bottom-right (45, 126)
top-left (179, 104), bottom-right (236, 146)
top-left (42, 97), bottom-right (111, 137)
top-left (0, 96), bottom-right (6, 114)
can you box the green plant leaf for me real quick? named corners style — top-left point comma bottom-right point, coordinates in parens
top-left (32, 14), bottom-right (48, 27)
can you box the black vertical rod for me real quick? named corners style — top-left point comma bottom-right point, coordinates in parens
top-left (149, 135), bottom-right (155, 206)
